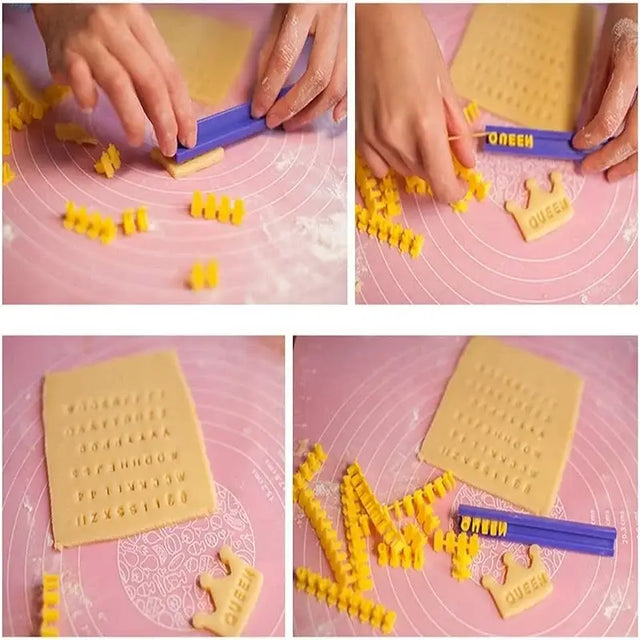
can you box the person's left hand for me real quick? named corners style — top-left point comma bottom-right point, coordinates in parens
top-left (251, 3), bottom-right (347, 131)
top-left (573, 5), bottom-right (638, 181)
top-left (33, 3), bottom-right (196, 156)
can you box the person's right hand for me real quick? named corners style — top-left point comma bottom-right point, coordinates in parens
top-left (33, 3), bottom-right (196, 156)
top-left (356, 4), bottom-right (474, 203)
top-left (573, 4), bottom-right (638, 181)
top-left (251, 3), bottom-right (347, 131)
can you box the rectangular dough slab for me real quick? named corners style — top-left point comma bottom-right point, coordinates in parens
top-left (42, 350), bottom-right (216, 549)
top-left (450, 4), bottom-right (597, 130)
top-left (419, 337), bottom-right (583, 515)
top-left (150, 7), bottom-right (253, 107)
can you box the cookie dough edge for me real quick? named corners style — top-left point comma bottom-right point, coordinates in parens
top-left (41, 372), bottom-right (64, 550)
top-left (150, 146), bottom-right (225, 179)
top-left (169, 350), bottom-right (218, 514)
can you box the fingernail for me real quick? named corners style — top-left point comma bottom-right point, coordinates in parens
top-left (162, 136), bottom-right (177, 157)
top-left (573, 127), bottom-right (590, 148)
top-left (179, 129), bottom-right (196, 149)
top-left (81, 106), bottom-right (93, 114)
top-left (252, 102), bottom-right (266, 119)
top-left (334, 105), bottom-right (347, 123)
top-left (266, 113), bottom-right (280, 129)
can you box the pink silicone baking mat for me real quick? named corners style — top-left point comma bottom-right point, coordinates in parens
top-left (2, 5), bottom-right (347, 304)
top-left (293, 336), bottom-right (638, 636)
top-left (356, 5), bottom-right (638, 305)
top-left (3, 336), bottom-right (284, 636)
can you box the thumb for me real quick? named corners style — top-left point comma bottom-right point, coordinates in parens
top-left (443, 93), bottom-right (476, 170)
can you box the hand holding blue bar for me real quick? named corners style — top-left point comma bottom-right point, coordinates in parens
top-left (482, 125), bottom-right (605, 161)
top-left (175, 86), bottom-right (293, 164)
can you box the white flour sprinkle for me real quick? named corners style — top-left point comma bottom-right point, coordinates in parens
top-left (622, 216), bottom-right (637, 243)
top-left (313, 481), bottom-right (339, 499)
top-left (22, 497), bottom-right (34, 527)
top-left (612, 17), bottom-right (638, 56)
top-left (295, 212), bottom-right (346, 263)
top-left (3, 222), bottom-right (15, 244)
top-left (274, 151), bottom-right (297, 173)
top-left (603, 587), bottom-right (624, 619)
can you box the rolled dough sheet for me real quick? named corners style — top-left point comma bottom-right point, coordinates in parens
top-left (419, 337), bottom-right (583, 515)
top-left (450, 4), bottom-right (597, 130)
top-left (42, 350), bottom-right (216, 549)
top-left (150, 7), bottom-right (253, 106)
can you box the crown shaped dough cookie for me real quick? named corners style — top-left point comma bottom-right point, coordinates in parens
top-left (481, 545), bottom-right (552, 618)
top-left (505, 172), bottom-right (573, 241)
top-left (192, 546), bottom-right (263, 636)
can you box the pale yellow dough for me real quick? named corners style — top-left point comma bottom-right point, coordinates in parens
top-left (42, 350), bottom-right (216, 549)
top-left (150, 7), bottom-right (253, 107)
top-left (481, 545), bottom-right (552, 618)
top-left (419, 337), bottom-right (583, 515)
top-left (150, 146), bottom-right (224, 179)
top-left (450, 4), bottom-right (597, 130)
top-left (505, 173), bottom-right (574, 242)
top-left (55, 122), bottom-right (98, 145)
top-left (193, 545), bottom-right (263, 636)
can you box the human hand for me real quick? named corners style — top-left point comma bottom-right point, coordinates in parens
top-left (573, 4), bottom-right (638, 182)
top-left (251, 3), bottom-right (347, 130)
top-left (356, 4), bottom-right (474, 203)
top-left (33, 3), bottom-right (196, 156)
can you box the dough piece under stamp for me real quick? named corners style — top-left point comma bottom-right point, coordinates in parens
top-left (151, 146), bottom-right (224, 179)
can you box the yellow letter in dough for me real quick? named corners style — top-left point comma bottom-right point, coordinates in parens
top-left (418, 337), bottom-right (583, 515)
top-left (42, 350), bottom-right (216, 549)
